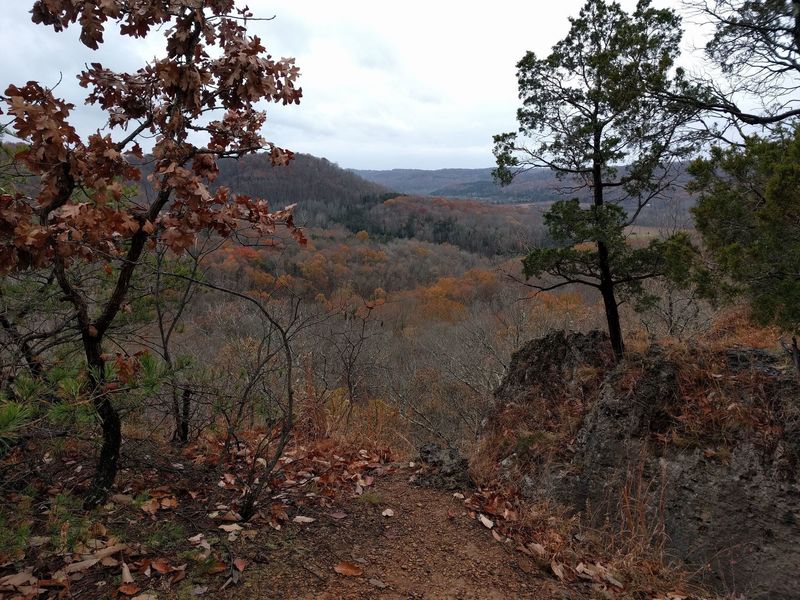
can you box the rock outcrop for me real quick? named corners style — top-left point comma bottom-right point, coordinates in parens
top-left (489, 331), bottom-right (800, 599)
top-left (415, 443), bottom-right (472, 490)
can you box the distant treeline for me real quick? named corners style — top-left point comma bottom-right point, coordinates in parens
top-left (208, 154), bottom-right (545, 256)
top-left (355, 164), bottom-right (696, 228)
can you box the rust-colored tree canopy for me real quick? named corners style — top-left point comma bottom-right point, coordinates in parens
top-left (2, 0), bottom-right (304, 275)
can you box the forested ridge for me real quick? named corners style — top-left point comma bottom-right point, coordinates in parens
top-left (125, 152), bottom-right (545, 256)
top-left (1, 1), bottom-right (800, 599)
top-left (355, 165), bottom-right (695, 222)
top-left (213, 153), bottom-right (391, 229)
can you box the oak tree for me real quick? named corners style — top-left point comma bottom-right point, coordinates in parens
top-left (0, 0), bottom-right (304, 504)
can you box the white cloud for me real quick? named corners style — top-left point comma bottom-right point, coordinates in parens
top-left (1, 1), bottom-right (705, 169)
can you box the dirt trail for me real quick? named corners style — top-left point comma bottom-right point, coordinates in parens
top-left (224, 467), bottom-right (575, 600)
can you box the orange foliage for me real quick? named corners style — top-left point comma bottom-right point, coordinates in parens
top-left (356, 247), bottom-right (389, 263)
top-left (275, 274), bottom-right (294, 289)
top-left (233, 246), bottom-right (260, 261)
top-left (300, 253), bottom-right (330, 290)
top-left (420, 295), bottom-right (467, 323)
top-left (246, 268), bottom-right (276, 289)
top-left (219, 254), bottom-right (239, 273)
top-left (463, 268), bottom-right (499, 299)
top-left (536, 291), bottom-right (592, 322)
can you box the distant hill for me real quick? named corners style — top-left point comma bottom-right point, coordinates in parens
top-left (352, 168), bottom-right (494, 196)
top-left (126, 149), bottom-right (695, 250)
top-left (133, 151), bottom-right (399, 228)
top-left (352, 167), bottom-right (559, 203)
top-left (209, 155), bottom-right (546, 255)
top-left (356, 195), bottom-right (546, 256)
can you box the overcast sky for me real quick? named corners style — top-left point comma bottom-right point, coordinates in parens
top-left (0, 1), bottom-right (707, 170)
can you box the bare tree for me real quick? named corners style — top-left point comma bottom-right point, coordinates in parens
top-left (672, 1), bottom-right (800, 131)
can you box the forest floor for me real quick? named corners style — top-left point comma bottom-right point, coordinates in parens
top-left (220, 467), bottom-right (572, 600)
top-left (0, 437), bottom-right (702, 600)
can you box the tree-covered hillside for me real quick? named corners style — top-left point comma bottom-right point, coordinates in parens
top-left (214, 153), bottom-right (392, 228)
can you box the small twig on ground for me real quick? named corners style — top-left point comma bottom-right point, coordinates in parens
top-left (301, 562), bottom-right (326, 582)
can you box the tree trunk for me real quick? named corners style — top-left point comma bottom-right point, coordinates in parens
top-left (179, 388), bottom-right (191, 444)
top-left (170, 391), bottom-right (181, 442)
top-left (592, 125), bottom-right (624, 360)
top-left (87, 395), bottom-right (122, 506)
top-left (83, 333), bottom-right (122, 507)
top-left (598, 249), bottom-right (624, 360)
top-left (793, 0), bottom-right (800, 55)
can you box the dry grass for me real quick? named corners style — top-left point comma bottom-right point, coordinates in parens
top-left (462, 464), bottom-right (723, 599)
top-left (586, 465), bottom-right (723, 599)
top-left (702, 305), bottom-right (780, 350)
top-left (296, 389), bottom-right (414, 460)
top-left (654, 342), bottom-right (791, 451)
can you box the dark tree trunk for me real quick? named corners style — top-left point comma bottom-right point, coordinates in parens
top-left (170, 388), bottom-right (180, 442)
top-left (592, 126), bottom-right (624, 360)
top-left (793, 1), bottom-right (800, 55)
top-left (0, 311), bottom-right (43, 378)
top-left (79, 191), bottom-right (171, 505)
top-left (45, 142), bottom-right (174, 509)
top-left (597, 248), bottom-right (624, 360)
top-left (83, 333), bottom-right (122, 507)
top-left (87, 396), bottom-right (122, 505)
top-left (178, 388), bottom-right (191, 444)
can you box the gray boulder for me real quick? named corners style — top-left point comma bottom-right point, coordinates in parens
top-left (416, 442), bottom-right (472, 490)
